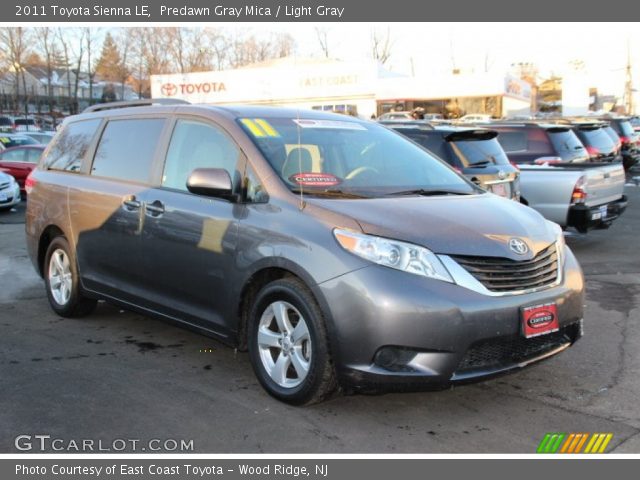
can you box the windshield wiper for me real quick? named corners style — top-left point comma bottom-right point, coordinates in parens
top-left (384, 188), bottom-right (473, 197)
top-left (290, 188), bottom-right (369, 199)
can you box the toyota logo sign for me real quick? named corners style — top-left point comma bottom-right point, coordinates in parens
top-left (509, 238), bottom-right (529, 255)
top-left (161, 83), bottom-right (178, 96)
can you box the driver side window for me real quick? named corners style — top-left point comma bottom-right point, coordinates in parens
top-left (162, 119), bottom-right (240, 192)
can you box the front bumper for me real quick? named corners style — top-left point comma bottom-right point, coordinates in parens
top-left (567, 195), bottom-right (628, 233)
top-left (317, 246), bottom-right (584, 391)
top-left (0, 184), bottom-right (21, 209)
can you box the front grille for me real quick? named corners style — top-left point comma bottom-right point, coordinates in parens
top-left (0, 182), bottom-right (10, 190)
top-left (457, 324), bottom-right (578, 373)
top-left (451, 243), bottom-right (559, 293)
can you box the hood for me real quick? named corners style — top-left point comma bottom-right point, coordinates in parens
top-left (307, 193), bottom-right (556, 260)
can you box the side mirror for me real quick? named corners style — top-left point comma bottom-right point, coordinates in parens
top-left (186, 168), bottom-right (234, 200)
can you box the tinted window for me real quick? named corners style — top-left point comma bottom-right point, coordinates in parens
top-left (452, 137), bottom-right (510, 166)
top-left (0, 149), bottom-right (25, 161)
top-left (393, 130), bottom-right (454, 166)
top-left (495, 131), bottom-right (527, 152)
top-left (575, 127), bottom-right (616, 153)
top-left (547, 129), bottom-right (588, 162)
top-left (162, 119), bottom-right (240, 191)
top-left (44, 119), bottom-right (100, 171)
top-left (15, 119), bottom-right (36, 126)
top-left (0, 135), bottom-right (37, 149)
top-left (0, 118), bottom-right (12, 126)
top-left (25, 149), bottom-right (43, 163)
top-left (92, 118), bottom-right (165, 183)
top-left (617, 120), bottom-right (634, 137)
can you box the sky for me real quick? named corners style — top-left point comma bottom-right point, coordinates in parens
top-left (235, 22), bottom-right (640, 99)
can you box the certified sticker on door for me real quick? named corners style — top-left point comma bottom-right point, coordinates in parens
top-left (521, 302), bottom-right (559, 338)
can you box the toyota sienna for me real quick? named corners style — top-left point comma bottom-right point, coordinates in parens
top-left (25, 101), bottom-right (585, 404)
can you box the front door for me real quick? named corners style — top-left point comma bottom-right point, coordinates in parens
top-left (138, 118), bottom-right (245, 337)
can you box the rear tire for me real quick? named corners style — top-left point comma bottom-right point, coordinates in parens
top-left (44, 236), bottom-right (97, 318)
top-left (248, 277), bottom-right (337, 405)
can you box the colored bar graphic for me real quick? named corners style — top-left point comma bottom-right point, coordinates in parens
top-left (538, 433), bottom-right (613, 453)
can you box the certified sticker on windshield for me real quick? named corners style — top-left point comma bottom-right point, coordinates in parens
top-left (289, 172), bottom-right (342, 187)
top-left (293, 119), bottom-right (367, 130)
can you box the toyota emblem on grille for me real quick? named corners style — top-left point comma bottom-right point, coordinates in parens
top-left (509, 238), bottom-right (529, 255)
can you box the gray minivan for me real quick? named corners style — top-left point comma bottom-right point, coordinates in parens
top-left (25, 101), bottom-right (585, 404)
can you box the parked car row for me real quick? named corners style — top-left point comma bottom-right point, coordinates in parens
top-left (382, 117), bottom-right (629, 235)
top-left (0, 131), bottom-right (52, 204)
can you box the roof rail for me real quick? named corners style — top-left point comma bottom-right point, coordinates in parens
top-left (83, 99), bottom-right (190, 114)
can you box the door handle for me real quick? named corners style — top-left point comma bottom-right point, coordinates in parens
top-left (122, 194), bottom-right (141, 211)
top-left (145, 200), bottom-right (165, 217)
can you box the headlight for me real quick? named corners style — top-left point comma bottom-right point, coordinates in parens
top-left (333, 228), bottom-right (454, 283)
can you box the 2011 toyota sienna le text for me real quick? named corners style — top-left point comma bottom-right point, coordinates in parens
top-left (25, 102), bottom-right (584, 405)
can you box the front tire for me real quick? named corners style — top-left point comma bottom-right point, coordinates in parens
top-left (44, 236), bottom-right (97, 317)
top-left (248, 277), bottom-right (337, 405)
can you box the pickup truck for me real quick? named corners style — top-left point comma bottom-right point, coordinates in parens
top-left (519, 162), bottom-right (627, 233)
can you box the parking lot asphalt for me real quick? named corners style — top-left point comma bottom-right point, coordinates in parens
top-left (1, 186), bottom-right (639, 454)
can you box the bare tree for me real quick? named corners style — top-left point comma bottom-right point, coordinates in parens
top-left (57, 28), bottom-right (84, 114)
top-left (202, 28), bottom-right (229, 71)
top-left (315, 27), bottom-right (331, 58)
top-left (84, 27), bottom-right (102, 105)
top-left (115, 29), bottom-right (133, 99)
top-left (0, 27), bottom-right (31, 112)
top-left (371, 27), bottom-right (393, 65)
top-left (36, 27), bottom-right (59, 117)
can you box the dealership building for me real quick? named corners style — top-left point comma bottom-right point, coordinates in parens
top-left (151, 57), bottom-right (532, 119)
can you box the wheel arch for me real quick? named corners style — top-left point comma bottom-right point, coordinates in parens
top-left (37, 225), bottom-right (66, 277)
top-left (234, 259), bottom-right (338, 358)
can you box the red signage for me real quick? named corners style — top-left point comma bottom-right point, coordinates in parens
top-left (522, 303), bottom-right (559, 338)
top-left (160, 82), bottom-right (226, 97)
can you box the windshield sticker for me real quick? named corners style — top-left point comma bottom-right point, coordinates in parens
top-left (293, 119), bottom-right (367, 131)
top-left (288, 172), bottom-right (342, 187)
top-left (240, 118), bottom-right (280, 138)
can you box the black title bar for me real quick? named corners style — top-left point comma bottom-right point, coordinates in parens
top-left (6, 0), bottom-right (639, 22)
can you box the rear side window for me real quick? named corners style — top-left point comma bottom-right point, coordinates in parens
top-left (92, 118), bottom-right (165, 183)
top-left (0, 117), bottom-right (12, 126)
top-left (44, 119), bottom-right (100, 171)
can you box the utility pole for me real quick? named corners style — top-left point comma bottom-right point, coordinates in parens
top-left (624, 40), bottom-right (633, 115)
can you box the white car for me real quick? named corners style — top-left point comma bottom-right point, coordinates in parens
top-left (377, 112), bottom-right (413, 121)
top-left (0, 171), bottom-right (21, 211)
top-left (458, 114), bottom-right (493, 123)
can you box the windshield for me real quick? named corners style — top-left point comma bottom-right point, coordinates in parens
top-left (547, 129), bottom-right (588, 162)
top-left (0, 135), bottom-right (38, 149)
top-left (238, 117), bottom-right (475, 198)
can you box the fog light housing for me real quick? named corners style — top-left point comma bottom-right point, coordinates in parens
top-left (374, 347), bottom-right (419, 372)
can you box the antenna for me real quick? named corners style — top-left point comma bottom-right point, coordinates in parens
top-left (296, 107), bottom-right (305, 210)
